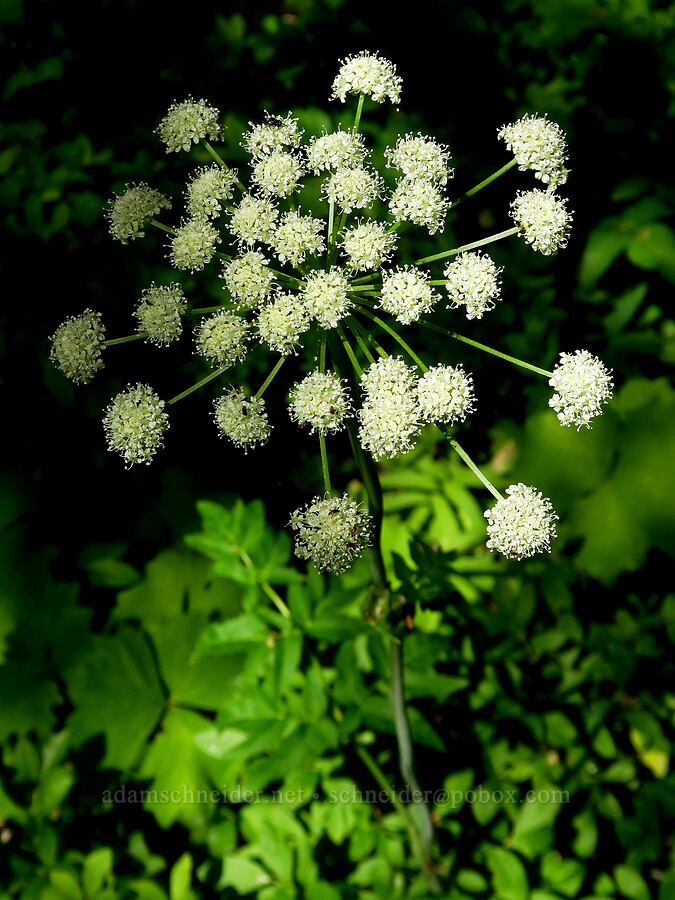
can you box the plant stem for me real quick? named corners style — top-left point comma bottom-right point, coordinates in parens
top-left (167, 365), bottom-right (229, 406)
top-left (353, 93), bottom-right (365, 133)
top-left (348, 315), bottom-right (386, 359)
top-left (346, 318), bottom-right (375, 364)
top-left (449, 157), bottom-right (517, 209)
top-left (355, 306), bottom-right (428, 372)
top-left (188, 305), bottom-right (236, 315)
top-left (203, 140), bottom-right (246, 190)
top-left (150, 218), bottom-right (175, 236)
top-left (255, 356), bottom-right (286, 400)
top-left (418, 318), bottom-right (553, 377)
top-left (318, 433), bottom-right (332, 495)
top-left (104, 333), bottom-right (146, 347)
top-left (437, 427), bottom-right (503, 500)
top-left (414, 226), bottom-right (519, 266)
top-left (326, 200), bottom-right (335, 262)
top-left (336, 324), bottom-right (363, 378)
top-left (238, 546), bottom-right (291, 618)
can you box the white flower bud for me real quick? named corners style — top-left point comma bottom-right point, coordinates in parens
top-left (194, 310), bottom-right (249, 368)
top-left (213, 388), bottom-right (270, 452)
top-left (548, 350), bottom-right (613, 429)
top-left (385, 133), bottom-right (453, 185)
top-left (341, 220), bottom-right (396, 273)
top-left (271, 211), bottom-right (325, 267)
top-left (417, 364), bottom-right (476, 424)
top-left (323, 166), bottom-right (384, 214)
top-left (222, 251), bottom-right (276, 309)
top-left (50, 309), bottom-right (106, 384)
top-left (135, 283), bottom-right (186, 346)
top-left (510, 189), bottom-right (572, 255)
top-left (444, 251), bottom-right (503, 320)
top-left (379, 266), bottom-right (439, 324)
top-left (331, 51), bottom-right (401, 105)
top-left (185, 165), bottom-right (238, 219)
top-left (106, 183), bottom-right (171, 244)
top-left (229, 194), bottom-right (278, 246)
top-left (288, 371), bottom-right (352, 434)
top-left (103, 384), bottom-right (169, 467)
top-left (484, 483), bottom-right (558, 560)
top-left (156, 98), bottom-right (222, 153)
top-left (498, 114), bottom-right (569, 189)
top-left (257, 293), bottom-right (309, 355)
top-left (169, 217), bottom-right (220, 271)
top-left (389, 176), bottom-right (448, 234)
top-left (290, 493), bottom-right (371, 573)
top-left (303, 268), bottom-right (351, 329)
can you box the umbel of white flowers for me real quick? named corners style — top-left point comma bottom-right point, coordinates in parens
top-left (49, 50), bottom-right (615, 573)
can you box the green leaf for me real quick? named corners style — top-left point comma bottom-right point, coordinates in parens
top-left (613, 865), bottom-right (650, 900)
top-left (220, 856), bottom-right (272, 893)
top-left (82, 848), bottom-right (113, 898)
top-left (540, 853), bottom-right (586, 897)
top-left (169, 854), bottom-right (193, 900)
top-left (484, 846), bottom-right (529, 900)
top-left (195, 614), bottom-right (269, 656)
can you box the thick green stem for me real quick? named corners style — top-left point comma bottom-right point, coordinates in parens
top-left (449, 157), bottom-right (517, 209)
top-left (167, 365), bottom-right (228, 406)
top-left (326, 200), bottom-right (335, 263)
top-left (150, 218), bottom-right (175, 236)
top-left (318, 433), bottom-right (332, 496)
top-left (414, 226), bottom-right (519, 266)
top-left (104, 333), bottom-right (146, 347)
top-left (437, 427), bottom-right (503, 500)
top-left (255, 356), bottom-right (286, 400)
top-left (418, 318), bottom-right (553, 377)
top-left (353, 93), bottom-right (365, 133)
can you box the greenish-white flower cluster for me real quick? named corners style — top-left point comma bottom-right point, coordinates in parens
top-left (49, 309), bottom-right (106, 384)
top-left (186, 165), bottom-right (238, 218)
top-left (499, 114), bottom-right (569, 189)
top-left (341, 221), bottom-right (396, 272)
top-left (379, 266), bottom-right (439, 325)
top-left (103, 384), bottom-right (169, 467)
top-left (213, 388), bottom-right (271, 452)
top-left (484, 483), bottom-right (558, 560)
top-left (135, 283), bottom-right (186, 346)
top-left (157, 98), bottom-right (222, 153)
top-left (272, 211), bottom-right (325, 266)
top-left (222, 251), bottom-right (276, 308)
top-left (510, 189), bottom-right (572, 255)
top-left (169, 218), bottom-right (220, 271)
top-left (331, 51), bottom-right (401, 104)
top-left (106, 183), bottom-right (171, 244)
top-left (548, 350), bottom-right (613, 429)
top-left (194, 309), bottom-right (249, 368)
top-left (303, 268), bottom-right (351, 329)
top-left (288, 371), bottom-right (352, 434)
top-left (290, 493), bottom-right (372, 573)
top-left (444, 252), bottom-right (503, 320)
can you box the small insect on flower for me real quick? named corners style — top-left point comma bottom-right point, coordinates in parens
top-left (271, 210), bottom-right (325, 267)
top-left (50, 309), bottom-right (106, 384)
top-left (498, 113), bottom-right (569, 189)
top-left (303, 268), bottom-right (351, 329)
top-left (290, 493), bottom-right (372, 573)
top-left (185, 165), bottom-right (238, 219)
top-left (358, 356), bottom-right (421, 460)
top-left (305, 129), bottom-right (368, 174)
top-left (194, 309), bottom-right (249, 368)
top-left (417, 364), bottom-right (476, 424)
top-left (213, 388), bottom-right (271, 452)
top-left (331, 51), bottom-right (402, 105)
top-left (229, 194), bottom-right (279, 246)
top-left (389, 176), bottom-right (449, 234)
top-left (222, 251), bottom-right (277, 309)
top-left (288, 370), bottom-right (352, 434)
top-left (548, 349), bottom-right (613, 429)
top-left (379, 266), bottom-right (439, 324)
top-left (510, 189), bottom-right (572, 255)
top-left (385, 133), bottom-right (454, 186)
top-left (251, 149), bottom-right (304, 199)
top-left (322, 166), bottom-right (384, 214)
top-left (106, 183), bottom-right (172, 244)
top-left (341, 220), bottom-right (397, 273)
top-left (257, 292), bottom-right (310, 355)
top-left (168, 217), bottom-right (220, 271)
top-left (135, 283), bottom-right (187, 346)
top-left (484, 483), bottom-right (558, 560)
top-left (241, 112), bottom-right (304, 159)
top-left (156, 97), bottom-right (222, 153)
top-left (444, 251), bottom-right (503, 320)
top-left (103, 383), bottom-right (169, 467)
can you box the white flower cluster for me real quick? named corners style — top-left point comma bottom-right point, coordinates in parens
top-left (341, 221), bottom-right (396, 273)
top-left (222, 251), bottom-right (276, 308)
top-left (272, 211), bottom-right (325, 266)
top-left (444, 252), bottom-right (503, 320)
top-left (49, 309), bottom-right (106, 384)
top-left (389, 176), bottom-right (448, 234)
top-left (303, 268), bottom-right (351, 329)
top-left (103, 383), bottom-right (169, 467)
top-left (169, 218), bottom-right (220, 271)
top-left (306, 130), bottom-right (367, 173)
top-left (186, 165), bottom-right (238, 218)
top-left (251, 149), bottom-right (304, 198)
top-left (331, 51), bottom-right (402, 105)
top-left (194, 310), bottom-right (249, 368)
top-left (135, 283), bottom-right (186, 346)
top-left (290, 493), bottom-right (372, 573)
top-left (484, 483), bottom-right (558, 560)
top-left (323, 166), bottom-right (383, 214)
top-left (241, 113), bottom-right (303, 159)
top-left (510, 189), bottom-right (572, 255)
top-left (379, 266), bottom-right (439, 324)
top-left (288, 371), bottom-right (352, 434)
top-left (385, 133), bottom-right (453, 185)
top-left (106, 183), bottom-right (171, 244)
top-left (213, 388), bottom-right (270, 452)
top-left (417, 364), bottom-right (475, 424)
top-left (156, 98), bottom-right (222, 153)
top-left (499, 114), bottom-right (569, 189)
top-left (229, 194), bottom-right (278, 246)
top-left (257, 293), bottom-right (309, 354)
top-left (548, 350), bottom-right (613, 429)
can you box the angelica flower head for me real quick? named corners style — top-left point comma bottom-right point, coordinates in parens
top-left (303, 268), bottom-right (351, 329)
top-left (290, 493), bottom-right (372, 573)
top-left (323, 166), bottom-right (384, 214)
top-left (499, 114), bottom-right (569, 189)
top-left (389, 176), bottom-right (448, 234)
top-left (510, 189), bottom-right (572, 255)
top-left (288, 370), bottom-right (352, 434)
top-left (213, 388), bottom-right (270, 452)
top-left (257, 293), bottom-right (310, 355)
top-left (103, 383), bottom-right (169, 467)
top-left (331, 51), bottom-right (402, 105)
top-left (156, 97), bottom-right (222, 153)
top-left (341, 220), bottom-right (396, 273)
top-left (106, 183), bottom-right (171, 244)
top-left (271, 210), bottom-right (325, 267)
top-left (185, 165), bottom-right (238, 219)
top-left (194, 310), bottom-right (249, 368)
top-left (222, 251), bottom-right (276, 309)
top-left (306, 129), bottom-right (368, 174)
top-left (484, 483), bottom-right (558, 560)
top-left (169, 217), bottom-right (220, 271)
top-left (241, 112), bottom-right (303, 159)
top-left (444, 251), bottom-right (503, 320)
top-left (50, 310), bottom-right (106, 384)
top-left (548, 350), bottom-right (613, 429)
top-left (251, 149), bottom-right (304, 199)
top-left (358, 356), bottom-right (421, 460)
top-left (229, 194), bottom-right (279, 246)
top-left (379, 266), bottom-right (439, 325)
top-left (135, 283), bottom-right (186, 346)
top-left (385, 133), bottom-right (453, 186)
top-left (417, 364), bottom-right (476, 424)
